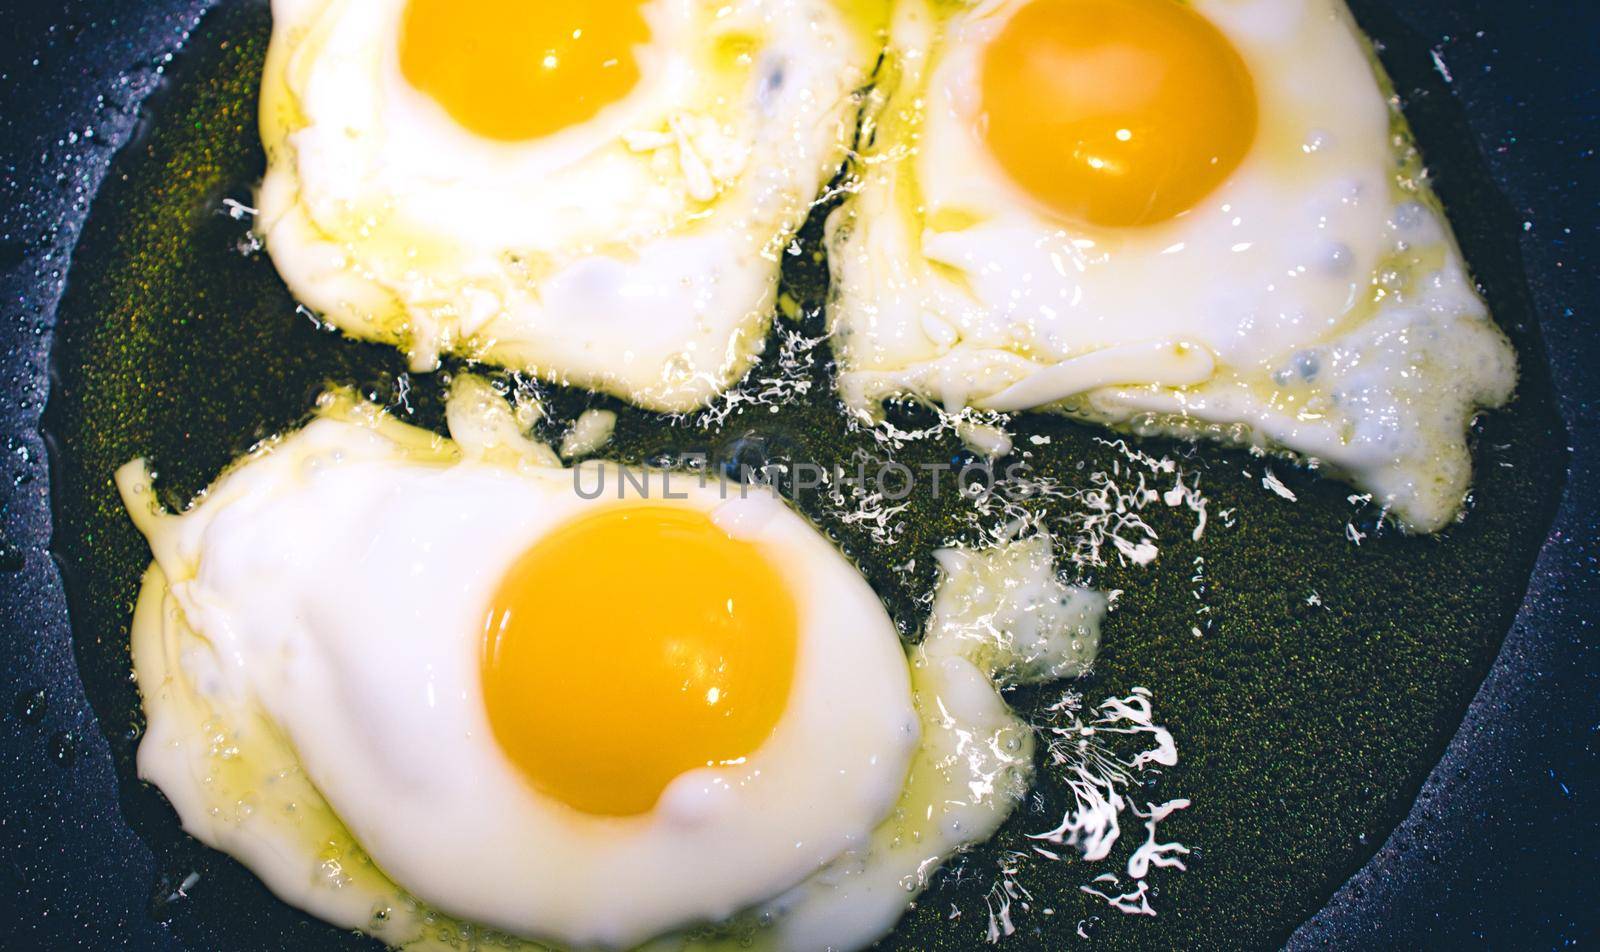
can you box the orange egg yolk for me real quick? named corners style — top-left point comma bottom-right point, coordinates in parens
top-left (481, 505), bottom-right (798, 817)
top-left (978, 0), bottom-right (1258, 227)
top-left (399, 0), bottom-right (650, 143)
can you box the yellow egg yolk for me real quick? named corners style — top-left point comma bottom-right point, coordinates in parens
top-left (400, 0), bottom-right (650, 143)
top-left (978, 0), bottom-right (1258, 227)
top-left (481, 504), bottom-right (798, 817)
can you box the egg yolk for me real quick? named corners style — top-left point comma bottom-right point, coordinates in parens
top-left (978, 0), bottom-right (1258, 227)
top-left (481, 505), bottom-right (798, 817)
top-left (400, 0), bottom-right (650, 142)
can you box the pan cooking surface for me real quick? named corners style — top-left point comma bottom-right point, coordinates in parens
top-left (1, 0), bottom-right (1595, 948)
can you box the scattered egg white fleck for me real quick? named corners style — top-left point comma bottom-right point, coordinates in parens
top-left (258, 0), bottom-right (887, 412)
top-left (560, 409), bottom-right (619, 460)
top-left (826, 0), bottom-right (1517, 531)
top-left (119, 379), bottom-right (1105, 951)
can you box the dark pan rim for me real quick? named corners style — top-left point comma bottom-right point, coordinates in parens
top-left (0, 1), bottom-right (1594, 947)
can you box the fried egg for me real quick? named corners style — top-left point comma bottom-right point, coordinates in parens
top-left (119, 378), bottom-right (1105, 951)
top-left (258, 0), bottom-right (885, 412)
top-left (826, 0), bottom-right (1517, 531)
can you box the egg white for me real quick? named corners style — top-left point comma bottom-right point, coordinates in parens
top-left (826, 0), bottom-right (1517, 531)
top-left (258, 0), bottom-right (885, 412)
top-left (758, 535), bottom-right (1105, 949)
top-left (122, 386), bottom-right (917, 949)
top-left (120, 382), bottom-right (1105, 951)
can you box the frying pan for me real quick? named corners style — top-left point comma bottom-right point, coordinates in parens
top-left (1, 0), bottom-right (1595, 947)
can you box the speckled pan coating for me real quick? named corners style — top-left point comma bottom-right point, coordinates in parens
top-left (1, 1), bottom-right (1595, 950)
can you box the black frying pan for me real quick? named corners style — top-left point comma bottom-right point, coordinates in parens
top-left (1, 1), bottom-right (1596, 948)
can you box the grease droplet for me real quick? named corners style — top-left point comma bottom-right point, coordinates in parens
top-left (14, 688), bottom-right (46, 724)
top-left (48, 730), bottom-right (78, 766)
